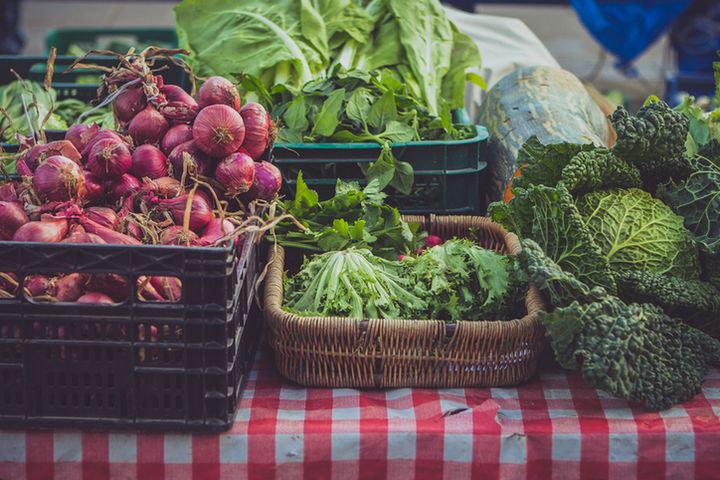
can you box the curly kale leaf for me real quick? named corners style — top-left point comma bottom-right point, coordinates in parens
top-left (520, 239), bottom-right (720, 410)
top-left (561, 149), bottom-right (642, 194)
top-left (610, 101), bottom-right (691, 189)
top-left (511, 136), bottom-right (596, 190)
top-left (489, 185), bottom-right (617, 294)
top-left (660, 156), bottom-right (720, 255)
top-left (577, 188), bottom-right (700, 280)
top-left (615, 270), bottom-right (720, 334)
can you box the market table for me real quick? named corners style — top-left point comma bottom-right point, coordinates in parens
top-left (1, 347), bottom-right (720, 480)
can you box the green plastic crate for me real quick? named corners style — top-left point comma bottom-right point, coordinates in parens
top-left (46, 28), bottom-right (178, 55)
top-left (273, 113), bottom-right (488, 214)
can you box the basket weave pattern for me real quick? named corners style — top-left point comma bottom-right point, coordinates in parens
top-left (263, 215), bottom-right (545, 388)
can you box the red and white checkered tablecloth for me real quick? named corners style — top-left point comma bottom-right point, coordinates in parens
top-left (2, 346), bottom-right (720, 480)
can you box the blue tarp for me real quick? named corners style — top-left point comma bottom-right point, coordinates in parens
top-left (569, 0), bottom-right (692, 69)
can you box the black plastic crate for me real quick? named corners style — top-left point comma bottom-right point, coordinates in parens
top-left (273, 122), bottom-right (489, 215)
top-left (0, 234), bottom-right (264, 432)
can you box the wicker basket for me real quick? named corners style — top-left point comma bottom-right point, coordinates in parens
top-left (263, 215), bottom-right (545, 388)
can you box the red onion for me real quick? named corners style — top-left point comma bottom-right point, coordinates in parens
top-left (61, 228), bottom-right (106, 244)
top-left (159, 85), bottom-right (199, 123)
top-left (137, 276), bottom-right (165, 302)
top-left (83, 171), bottom-right (105, 203)
top-left (141, 176), bottom-right (183, 199)
top-left (0, 183), bottom-right (18, 202)
top-left (130, 144), bottom-right (168, 179)
top-left (79, 217), bottom-right (142, 245)
top-left (150, 276), bottom-right (182, 302)
top-left (113, 85), bottom-right (147, 123)
top-left (126, 221), bottom-right (143, 241)
top-left (168, 140), bottom-right (215, 179)
top-left (16, 159), bottom-right (32, 176)
top-left (162, 85), bottom-right (198, 108)
top-left (0, 272), bottom-right (19, 296)
top-left (138, 324), bottom-right (159, 340)
top-left (81, 129), bottom-right (124, 158)
top-left (0, 201), bottom-right (29, 240)
top-left (214, 150), bottom-right (255, 196)
top-left (161, 124), bottom-right (193, 155)
top-left (158, 191), bottom-right (214, 233)
top-left (87, 138), bottom-right (132, 180)
top-left (86, 273), bottom-right (129, 302)
top-left (54, 273), bottom-right (87, 302)
top-left (107, 173), bottom-right (141, 203)
top-left (23, 140), bottom-right (82, 172)
top-left (192, 105), bottom-right (245, 158)
top-left (14, 216), bottom-right (70, 244)
top-left (77, 292), bottom-right (114, 304)
top-left (239, 102), bottom-right (270, 160)
top-left (160, 225), bottom-right (199, 246)
top-left (65, 123), bottom-right (100, 153)
top-left (197, 76), bottom-right (241, 111)
top-left (25, 274), bottom-right (51, 298)
top-left (128, 106), bottom-right (169, 146)
top-left (243, 161), bottom-right (282, 202)
top-left (198, 218), bottom-right (234, 245)
top-left (84, 206), bottom-right (119, 230)
top-left (32, 155), bottom-right (86, 202)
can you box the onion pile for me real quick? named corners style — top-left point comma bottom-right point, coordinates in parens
top-left (0, 65), bottom-right (281, 305)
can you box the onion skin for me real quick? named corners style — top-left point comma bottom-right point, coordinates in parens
top-left (150, 276), bottom-right (182, 302)
top-left (0, 183), bottom-right (18, 202)
top-left (54, 273), bottom-right (88, 302)
top-left (88, 138), bottom-right (132, 180)
top-left (161, 124), bottom-right (193, 155)
top-left (84, 206), bottom-right (119, 230)
top-left (168, 140), bottom-right (215, 179)
top-left (61, 230), bottom-right (106, 244)
top-left (131, 144), bottom-right (168, 180)
top-left (197, 76), bottom-right (240, 111)
top-left (16, 159), bottom-right (32, 176)
top-left (192, 105), bottom-right (245, 158)
top-left (81, 129), bottom-right (125, 158)
top-left (79, 217), bottom-right (142, 245)
top-left (239, 102), bottom-right (270, 160)
top-left (107, 173), bottom-right (142, 203)
top-left (25, 274), bottom-right (51, 297)
top-left (160, 225), bottom-right (200, 246)
top-left (23, 140), bottom-right (82, 172)
top-left (86, 273), bottom-right (129, 302)
top-left (113, 85), bottom-right (147, 123)
top-left (32, 155), bottom-right (86, 202)
top-left (214, 150), bottom-right (255, 196)
top-left (198, 218), bottom-right (234, 246)
top-left (0, 201), bottom-right (29, 240)
top-left (128, 106), bottom-right (169, 146)
top-left (243, 161), bottom-right (282, 202)
top-left (77, 292), bottom-right (114, 304)
top-left (83, 171), bottom-right (105, 203)
top-left (142, 176), bottom-right (183, 199)
top-left (65, 123), bottom-right (100, 153)
top-left (158, 191), bottom-right (214, 233)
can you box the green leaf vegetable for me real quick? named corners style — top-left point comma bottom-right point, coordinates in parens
top-left (175, 0), bottom-right (482, 116)
top-left (519, 239), bottom-right (720, 410)
top-left (275, 171), bottom-right (420, 258)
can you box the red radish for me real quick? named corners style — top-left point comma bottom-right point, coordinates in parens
top-left (84, 207), bottom-right (119, 230)
top-left (158, 191), bottom-right (214, 233)
top-left (83, 171), bottom-right (105, 203)
top-left (196, 76), bottom-right (240, 111)
top-left (113, 85), bottom-right (147, 123)
top-left (130, 145), bottom-right (168, 179)
top-left (425, 235), bottom-right (443, 248)
top-left (243, 161), bottom-right (282, 202)
top-left (107, 173), bottom-right (141, 203)
top-left (198, 218), bottom-right (234, 245)
top-left (54, 273), bottom-right (88, 302)
top-left (192, 105), bottom-right (245, 157)
top-left (168, 140), bottom-right (215, 178)
top-left (86, 273), bottom-right (129, 302)
top-left (160, 225), bottom-right (199, 246)
top-left (81, 129), bottom-right (124, 158)
top-left (161, 124), bottom-right (193, 155)
top-left (0, 183), bottom-right (18, 202)
top-left (239, 102), bottom-right (270, 160)
top-left (150, 276), bottom-right (182, 302)
top-left (214, 150), bottom-right (255, 196)
top-left (32, 155), bottom-right (86, 202)
top-left (65, 123), bottom-right (100, 153)
top-left (128, 106), bottom-right (169, 146)
top-left (0, 201), bottom-right (29, 240)
top-left (77, 292), bottom-right (114, 304)
top-left (79, 217), bottom-right (142, 245)
top-left (24, 274), bottom-right (51, 297)
top-left (87, 138), bottom-right (132, 180)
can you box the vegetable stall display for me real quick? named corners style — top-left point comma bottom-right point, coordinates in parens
top-left (489, 98), bottom-right (720, 409)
